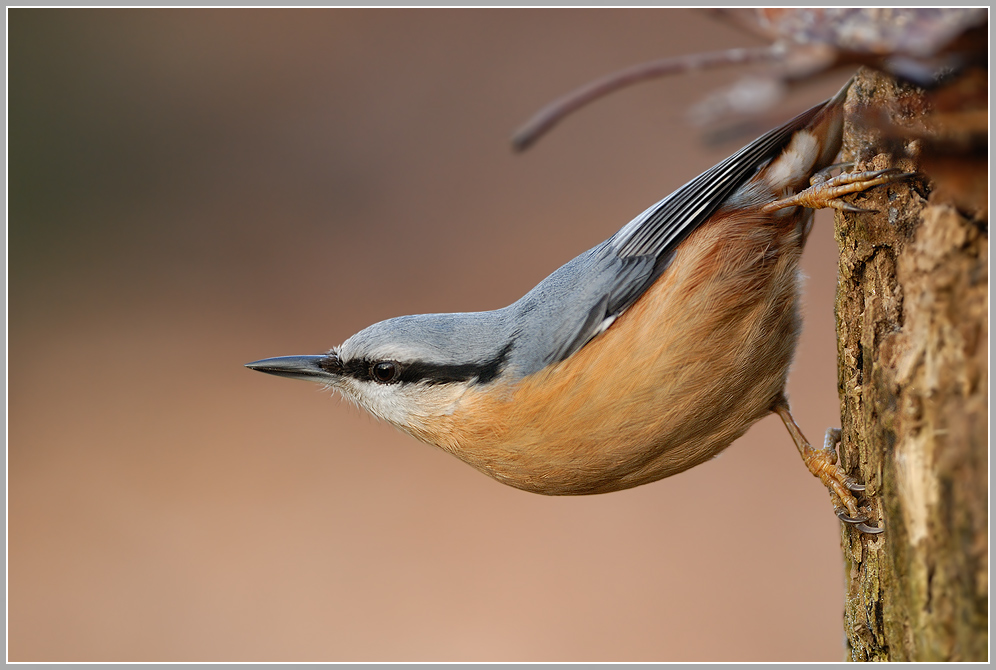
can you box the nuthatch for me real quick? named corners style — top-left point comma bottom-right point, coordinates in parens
top-left (248, 78), bottom-right (904, 533)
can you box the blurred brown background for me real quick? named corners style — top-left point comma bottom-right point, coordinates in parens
top-left (9, 8), bottom-right (856, 662)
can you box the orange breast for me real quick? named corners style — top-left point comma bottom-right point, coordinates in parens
top-left (416, 209), bottom-right (808, 495)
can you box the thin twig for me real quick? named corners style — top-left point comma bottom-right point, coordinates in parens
top-left (511, 44), bottom-right (785, 152)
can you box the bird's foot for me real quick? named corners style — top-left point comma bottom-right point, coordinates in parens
top-left (761, 165), bottom-right (916, 214)
top-left (807, 429), bottom-right (884, 535)
top-left (772, 398), bottom-right (884, 535)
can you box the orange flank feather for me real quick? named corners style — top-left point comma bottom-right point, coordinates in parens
top-left (416, 205), bottom-right (808, 495)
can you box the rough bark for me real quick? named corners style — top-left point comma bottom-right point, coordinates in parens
top-left (833, 67), bottom-right (988, 661)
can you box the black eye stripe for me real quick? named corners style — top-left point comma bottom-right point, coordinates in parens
top-left (340, 357), bottom-right (378, 382)
top-left (318, 351), bottom-right (344, 375)
top-left (342, 343), bottom-right (512, 386)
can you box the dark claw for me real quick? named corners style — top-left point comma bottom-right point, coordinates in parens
top-left (867, 167), bottom-right (903, 179)
top-left (822, 427), bottom-right (841, 456)
top-left (836, 509), bottom-right (870, 524)
top-left (838, 201), bottom-right (877, 214)
top-left (845, 478), bottom-right (866, 492)
top-left (855, 523), bottom-right (885, 535)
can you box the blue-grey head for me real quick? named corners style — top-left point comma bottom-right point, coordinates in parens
top-left (246, 307), bottom-right (521, 433)
top-left (247, 91), bottom-right (838, 437)
top-left (244, 237), bottom-right (643, 432)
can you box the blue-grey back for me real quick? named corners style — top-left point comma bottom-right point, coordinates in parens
top-left (339, 97), bottom-right (832, 383)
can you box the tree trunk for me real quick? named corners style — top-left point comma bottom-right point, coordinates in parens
top-left (833, 67), bottom-right (988, 661)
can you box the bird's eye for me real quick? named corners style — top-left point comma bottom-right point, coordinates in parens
top-left (371, 361), bottom-right (399, 383)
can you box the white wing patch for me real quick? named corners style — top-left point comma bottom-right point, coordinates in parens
top-left (761, 129), bottom-right (819, 195)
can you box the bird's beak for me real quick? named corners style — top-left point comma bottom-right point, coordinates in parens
top-left (245, 355), bottom-right (339, 384)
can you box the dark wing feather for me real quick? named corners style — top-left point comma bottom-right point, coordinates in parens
top-left (544, 253), bottom-right (656, 365)
top-left (511, 98), bottom-right (830, 377)
top-left (610, 101), bottom-right (826, 260)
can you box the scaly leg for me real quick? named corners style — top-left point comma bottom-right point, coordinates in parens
top-left (772, 394), bottom-right (883, 534)
top-left (761, 165), bottom-right (915, 214)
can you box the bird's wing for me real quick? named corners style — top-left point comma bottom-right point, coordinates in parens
top-left (609, 102), bottom-right (825, 260)
top-left (520, 99), bottom-right (830, 374)
top-left (544, 252), bottom-right (656, 365)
